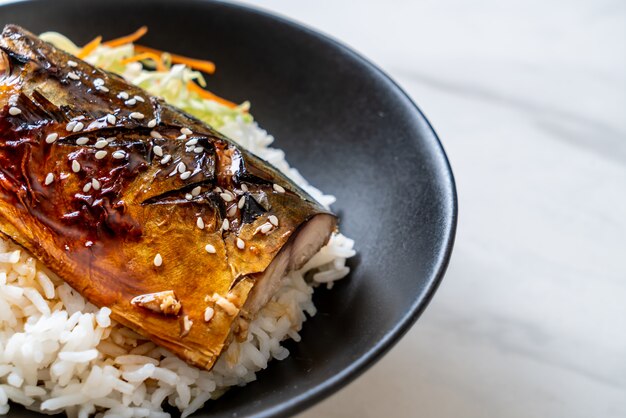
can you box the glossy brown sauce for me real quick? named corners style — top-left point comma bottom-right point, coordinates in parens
top-left (0, 25), bottom-right (336, 371)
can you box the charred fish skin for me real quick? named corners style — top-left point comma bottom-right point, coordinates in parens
top-left (0, 25), bottom-right (336, 370)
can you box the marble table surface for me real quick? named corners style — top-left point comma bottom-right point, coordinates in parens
top-left (240, 1), bottom-right (626, 417)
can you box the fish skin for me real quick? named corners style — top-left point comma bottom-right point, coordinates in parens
top-left (0, 25), bottom-right (335, 370)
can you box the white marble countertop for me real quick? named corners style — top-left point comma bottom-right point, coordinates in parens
top-left (241, 1), bottom-right (626, 417)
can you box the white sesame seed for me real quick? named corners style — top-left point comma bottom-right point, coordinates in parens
top-left (204, 306), bottom-right (214, 322)
top-left (72, 122), bottom-right (84, 132)
top-left (153, 145), bottom-right (163, 157)
top-left (168, 168), bottom-right (178, 177)
top-left (191, 186), bottom-right (201, 196)
top-left (180, 171), bottom-right (191, 180)
top-left (83, 182), bottom-right (92, 193)
top-left (134, 95), bottom-right (145, 103)
top-left (185, 139), bottom-right (198, 146)
top-left (96, 86), bottom-right (109, 93)
top-left (66, 121), bottom-right (77, 131)
top-left (150, 130), bottom-right (162, 139)
top-left (185, 193), bottom-right (193, 200)
top-left (112, 151), bottom-right (126, 159)
top-left (106, 136), bottom-right (116, 143)
top-left (8, 106), bottom-right (21, 116)
top-left (185, 146), bottom-right (194, 153)
top-left (193, 147), bottom-right (204, 154)
top-left (177, 134), bottom-right (187, 140)
top-left (95, 150), bottom-right (107, 159)
top-left (93, 78), bottom-right (105, 87)
top-left (260, 223), bottom-right (273, 234)
top-left (44, 173), bottom-right (54, 185)
top-left (118, 92), bottom-right (129, 100)
top-left (94, 139), bottom-right (108, 149)
top-left (240, 184), bottom-right (248, 192)
top-left (176, 162), bottom-right (186, 173)
top-left (273, 183), bottom-right (285, 193)
top-left (161, 154), bottom-right (172, 164)
top-left (67, 60), bottom-right (78, 68)
top-left (45, 133), bottom-right (58, 144)
top-left (236, 238), bottom-right (245, 250)
top-left (67, 72), bottom-right (79, 80)
top-left (183, 315), bottom-right (193, 333)
top-left (147, 119), bottom-right (157, 128)
top-left (181, 127), bottom-right (193, 136)
top-left (71, 160), bottom-right (81, 173)
top-left (220, 193), bottom-right (234, 202)
top-left (237, 196), bottom-right (246, 209)
top-left (91, 178), bottom-right (101, 190)
top-left (222, 218), bottom-right (229, 231)
top-left (129, 112), bottom-right (144, 120)
top-left (75, 137), bottom-right (89, 145)
top-left (106, 114), bottom-right (116, 125)
top-left (196, 217), bottom-right (205, 229)
top-left (215, 295), bottom-right (238, 315)
top-left (268, 215), bottom-right (279, 226)
top-left (153, 253), bottom-right (162, 267)
top-left (227, 205), bottom-right (237, 217)
top-left (125, 98), bottom-right (137, 106)
top-left (205, 244), bottom-right (216, 254)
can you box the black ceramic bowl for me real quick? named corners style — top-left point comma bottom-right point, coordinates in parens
top-left (0, 0), bottom-right (457, 417)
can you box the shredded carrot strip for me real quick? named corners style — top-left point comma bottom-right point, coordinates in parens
top-left (120, 52), bottom-right (167, 71)
top-left (186, 81), bottom-right (238, 109)
top-left (103, 26), bottom-right (148, 48)
top-left (136, 45), bottom-right (216, 74)
top-left (76, 36), bottom-right (102, 59)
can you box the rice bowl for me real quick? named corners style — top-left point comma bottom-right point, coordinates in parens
top-left (0, 30), bottom-right (355, 418)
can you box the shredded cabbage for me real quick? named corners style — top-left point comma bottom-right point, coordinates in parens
top-left (39, 32), bottom-right (252, 129)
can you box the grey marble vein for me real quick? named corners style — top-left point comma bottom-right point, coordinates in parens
top-left (393, 69), bottom-right (626, 163)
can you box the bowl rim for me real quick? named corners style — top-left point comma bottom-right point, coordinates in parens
top-left (0, 0), bottom-right (458, 416)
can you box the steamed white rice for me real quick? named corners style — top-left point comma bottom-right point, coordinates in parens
top-left (0, 118), bottom-right (355, 417)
